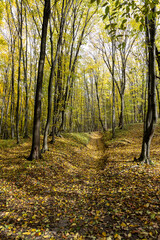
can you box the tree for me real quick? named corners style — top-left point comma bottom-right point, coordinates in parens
top-left (135, 3), bottom-right (157, 164)
top-left (16, 0), bottom-right (23, 144)
top-left (41, 0), bottom-right (68, 152)
top-left (28, 0), bottom-right (50, 160)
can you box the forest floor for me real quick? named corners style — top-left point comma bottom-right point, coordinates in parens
top-left (0, 123), bottom-right (160, 240)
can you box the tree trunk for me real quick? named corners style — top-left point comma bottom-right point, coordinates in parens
top-left (135, 6), bottom-right (157, 164)
top-left (119, 93), bottom-right (124, 129)
top-left (0, 67), bottom-right (9, 137)
top-left (95, 75), bottom-right (106, 132)
top-left (156, 85), bottom-right (160, 118)
top-left (11, 39), bottom-right (15, 139)
top-left (23, 8), bottom-right (29, 138)
top-left (112, 40), bottom-right (116, 138)
top-left (16, 0), bottom-right (22, 144)
top-left (28, 0), bottom-right (50, 160)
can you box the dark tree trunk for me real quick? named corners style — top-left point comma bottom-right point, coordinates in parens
top-left (51, 54), bottom-right (62, 143)
top-left (84, 72), bottom-right (91, 132)
top-left (94, 75), bottom-right (106, 132)
top-left (11, 39), bottom-right (15, 139)
top-left (28, 0), bottom-right (50, 160)
top-left (69, 95), bottom-right (73, 132)
top-left (16, 0), bottom-right (22, 144)
top-left (0, 67), bottom-right (9, 137)
top-left (3, 74), bottom-right (11, 139)
top-left (135, 6), bottom-right (157, 164)
top-left (155, 47), bottom-right (160, 118)
top-left (23, 8), bottom-right (29, 138)
top-left (42, 0), bottom-right (65, 152)
top-left (119, 93), bottom-right (124, 129)
top-left (112, 40), bottom-right (116, 138)
top-left (156, 85), bottom-right (160, 118)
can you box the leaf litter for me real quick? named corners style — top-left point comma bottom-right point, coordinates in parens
top-left (0, 123), bottom-right (160, 239)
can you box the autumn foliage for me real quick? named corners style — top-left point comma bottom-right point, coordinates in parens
top-left (0, 123), bottom-right (160, 239)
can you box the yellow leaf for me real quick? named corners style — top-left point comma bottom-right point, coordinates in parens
top-left (31, 229), bottom-right (37, 232)
top-left (121, 222), bottom-right (126, 227)
top-left (23, 232), bottom-right (30, 235)
top-left (102, 232), bottom-right (107, 237)
top-left (114, 233), bottom-right (121, 239)
top-left (107, 237), bottom-right (112, 240)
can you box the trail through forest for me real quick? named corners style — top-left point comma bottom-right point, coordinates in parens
top-left (0, 124), bottom-right (160, 240)
top-left (87, 132), bottom-right (107, 170)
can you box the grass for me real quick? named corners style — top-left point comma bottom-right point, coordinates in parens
top-left (63, 132), bottom-right (90, 146)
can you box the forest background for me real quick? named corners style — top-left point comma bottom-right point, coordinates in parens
top-left (1, 0), bottom-right (160, 155)
top-left (0, 0), bottom-right (160, 239)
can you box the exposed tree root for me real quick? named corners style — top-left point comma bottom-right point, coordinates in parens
top-left (134, 156), bottom-right (154, 165)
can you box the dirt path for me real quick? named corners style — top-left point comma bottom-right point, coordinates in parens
top-left (86, 132), bottom-right (107, 170)
top-left (87, 132), bottom-right (105, 151)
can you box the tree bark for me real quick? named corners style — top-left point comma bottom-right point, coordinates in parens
top-left (28, 0), bottom-right (50, 160)
top-left (16, 0), bottom-right (22, 144)
top-left (42, 0), bottom-right (65, 152)
top-left (94, 74), bottom-right (106, 132)
top-left (11, 39), bottom-right (15, 139)
top-left (23, 7), bottom-right (29, 138)
top-left (156, 85), bottom-right (160, 118)
top-left (135, 6), bottom-right (157, 164)
top-left (119, 93), bottom-right (124, 129)
top-left (112, 40), bottom-right (116, 138)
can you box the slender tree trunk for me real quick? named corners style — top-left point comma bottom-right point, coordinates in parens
top-left (16, 0), bottom-right (22, 144)
top-left (84, 72), bottom-right (91, 132)
top-left (42, 0), bottom-right (65, 151)
top-left (69, 95), bottom-right (73, 132)
top-left (156, 85), bottom-right (160, 118)
top-left (23, 8), bottom-right (29, 138)
top-left (91, 76), bottom-right (95, 131)
top-left (135, 6), bottom-right (157, 164)
top-left (11, 39), bottom-right (15, 139)
top-left (155, 46), bottom-right (160, 118)
top-left (0, 68), bottom-right (9, 136)
top-left (112, 40), bottom-right (116, 138)
top-left (51, 54), bottom-right (62, 143)
top-left (3, 79), bottom-right (11, 139)
top-left (28, 0), bottom-right (50, 160)
top-left (42, 61), bottom-right (54, 152)
top-left (119, 93), bottom-right (124, 129)
top-left (42, 20), bottom-right (54, 152)
top-left (95, 76), bottom-right (106, 132)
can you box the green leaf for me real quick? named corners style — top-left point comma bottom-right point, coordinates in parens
top-left (102, 2), bottom-right (108, 7)
top-left (103, 15), bottom-right (107, 20)
top-left (126, 5), bottom-right (130, 13)
top-left (122, 42), bottom-right (126, 48)
top-left (122, 19), bottom-right (127, 25)
top-left (115, 0), bottom-right (119, 7)
top-left (105, 6), bottom-right (109, 16)
top-left (90, 0), bottom-right (96, 4)
top-left (139, 24), bottom-right (143, 32)
top-left (105, 24), bottom-right (110, 29)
